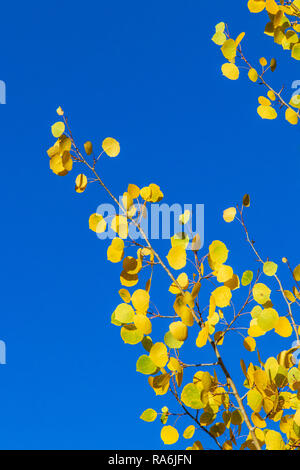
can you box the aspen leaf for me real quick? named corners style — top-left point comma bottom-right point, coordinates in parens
top-left (150, 343), bottom-right (168, 368)
top-left (120, 270), bottom-right (139, 287)
top-left (221, 63), bottom-right (239, 80)
top-left (51, 122), bottom-right (65, 138)
top-left (248, 0), bottom-right (266, 13)
top-left (257, 308), bottom-right (279, 331)
top-left (107, 238), bottom-right (124, 263)
top-left (169, 321), bottom-right (188, 341)
top-left (244, 336), bottom-right (256, 352)
top-left (215, 22), bottom-right (225, 33)
top-left (253, 283), bottom-right (271, 304)
top-left (167, 246), bottom-right (186, 270)
top-left (216, 265), bottom-right (233, 283)
top-left (209, 240), bottom-right (228, 265)
top-left (265, 430), bottom-right (285, 450)
top-left (274, 317), bottom-right (293, 337)
top-left (169, 273), bottom-right (189, 294)
top-left (212, 286), bottom-right (232, 308)
top-left (223, 207), bottom-right (236, 222)
top-left (221, 39), bottom-right (237, 62)
top-left (241, 270), bottom-right (253, 286)
top-left (258, 96), bottom-right (271, 106)
top-left (89, 213), bottom-right (107, 233)
top-left (111, 215), bottom-right (128, 239)
top-left (140, 409), bottom-right (157, 422)
top-left (134, 315), bottom-right (152, 335)
top-left (270, 58), bottom-right (277, 71)
top-left (131, 289), bottom-right (150, 313)
top-left (84, 141), bottom-right (93, 155)
top-left (171, 232), bottom-right (189, 249)
top-left (263, 261), bottom-right (278, 276)
top-left (247, 389), bottom-right (263, 412)
top-left (267, 90), bottom-right (276, 101)
top-left (259, 57), bottom-right (267, 67)
top-left (248, 68), bottom-right (258, 82)
top-left (196, 326), bottom-right (209, 348)
top-left (136, 356), bottom-right (157, 375)
top-left (127, 183), bottom-right (140, 199)
top-left (292, 43), bottom-right (300, 60)
top-left (293, 265), bottom-right (300, 281)
top-left (56, 106), bottom-right (64, 116)
top-left (75, 174), bottom-right (88, 193)
top-left (114, 303), bottom-right (134, 324)
top-left (212, 31), bottom-right (226, 46)
top-left (183, 425), bottom-right (195, 439)
top-left (181, 383), bottom-right (204, 409)
top-left (179, 210), bottom-right (190, 225)
top-left (161, 426), bottom-right (179, 445)
top-left (119, 288), bottom-right (131, 303)
top-left (235, 32), bottom-right (245, 47)
top-left (285, 107), bottom-right (298, 125)
top-left (102, 137), bottom-right (120, 157)
top-left (164, 331), bottom-right (184, 349)
top-left (121, 325), bottom-right (143, 345)
top-left (257, 105), bottom-right (277, 120)
top-left (251, 412), bottom-right (266, 429)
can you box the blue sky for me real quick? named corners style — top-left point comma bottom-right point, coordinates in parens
top-left (0, 0), bottom-right (299, 450)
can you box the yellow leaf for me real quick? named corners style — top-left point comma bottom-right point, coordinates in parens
top-left (265, 430), bottom-right (285, 450)
top-left (84, 141), bottom-right (93, 155)
top-left (150, 342), bottom-right (168, 368)
top-left (56, 106), bottom-right (64, 116)
top-left (107, 238), bottom-right (124, 263)
top-left (89, 213), bottom-right (107, 233)
top-left (183, 425), bottom-right (195, 439)
top-left (196, 326), bottom-right (209, 348)
top-left (258, 96), bottom-right (271, 106)
top-left (75, 174), bottom-right (88, 193)
top-left (51, 121), bottom-right (65, 138)
top-left (169, 321), bottom-right (188, 341)
top-left (274, 317), bottom-right (293, 337)
top-left (127, 183), bottom-right (140, 199)
top-left (221, 63), bottom-right (239, 80)
top-left (223, 207), bottom-right (236, 223)
top-left (216, 265), bottom-right (234, 283)
top-left (263, 261), bottom-right (278, 276)
top-left (209, 240), bottom-right (228, 265)
top-left (167, 246), bottom-right (186, 270)
top-left (243, 336), bottom-right (256, 352)
top-left (111, 215), bottom-right (128, 239)
top-left (293, 265), bottom-right (300, 281)
top-left (235, 32), bottom-right (245, 47)
top-left (134, 314), bottom-right (152, 334)
top-left (247, 389), bottom-right (263, 412)
top-left (131, 289), bottom-right (150, 313)
top-left (119, 288), bottom-right (131, 303)
top-left (257, 105), bottom-right (277, 120)
top-left (179, 210), bottom-right (190, 225)
top-left (161, 426), bottom-right (179, 445)
top-left (102, 137), bottom-right (120, 157)
top-left (114, 303), bottom-right (134, 323)
top-left (252, 283), bottom-right (271, 304)
top-left (285, 107), bottom-right (298, 125)
top-left (259, 57), bottom-right (267, 67)
top-left (221, 39), bottom-right (237, 62)
top-left (248, 0), bottom-right (266, 13)
top-left (267, 90), bottom-right (276, 101)
top-left (248, 68), bottom-right (258, 82)
top-left (212, 286), bottom-right (232, 308)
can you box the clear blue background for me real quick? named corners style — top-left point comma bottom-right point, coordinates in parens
top-left (0, 0), bottom-right (299, 450)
